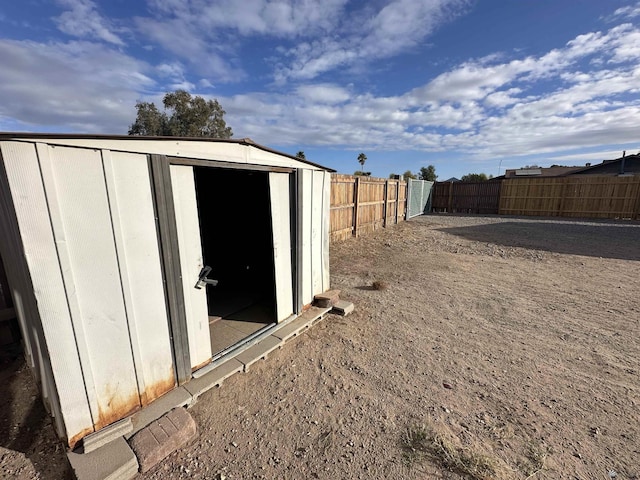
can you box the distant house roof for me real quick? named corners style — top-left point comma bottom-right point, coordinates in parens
top-left (504, 154), bottom-right (640, 179)
top-left (504, 166), bottom-right (583, 178)
top-left (442, 177), bottom-right (460, 182)
top-left (568, 154), bottom-right (640, 176)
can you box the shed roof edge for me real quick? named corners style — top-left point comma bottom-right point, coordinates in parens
top-left (0, 132), bottom-right (336, 172)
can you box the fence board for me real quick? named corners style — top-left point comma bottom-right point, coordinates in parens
top-left (499, 176), bottom-right (640, 219)
top-left (330, 174), bottom-right (406, 242)
top-left (329, 174), bottom-right (356, 242)
top-left (432, 181), bottom-right (501, 213)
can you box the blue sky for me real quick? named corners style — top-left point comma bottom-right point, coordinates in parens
top-left (1, 1), bottom-right (640, 179)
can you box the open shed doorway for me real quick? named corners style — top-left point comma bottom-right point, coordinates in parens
top-left (193, 167), bottom-right (277, 357)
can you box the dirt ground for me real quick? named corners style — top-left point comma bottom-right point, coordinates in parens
top-left (2, 214), bottom-right (639, 479)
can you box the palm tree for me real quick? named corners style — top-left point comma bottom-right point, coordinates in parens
top-left (357, 153), bottom-right (367, 169)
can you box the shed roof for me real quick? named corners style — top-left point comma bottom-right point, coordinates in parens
top-left (0, 132), bottom-right (335, 172)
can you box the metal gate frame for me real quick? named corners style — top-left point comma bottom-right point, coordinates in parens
top-left (406, 179), bottom-right (434, 219)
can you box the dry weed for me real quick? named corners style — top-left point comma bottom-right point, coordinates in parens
top-left (401, 423), bottom-right (499, 480)
top-left (518, 442), bottom-right (549, 479)
top-left (316, 428), bottom-right (335, 454)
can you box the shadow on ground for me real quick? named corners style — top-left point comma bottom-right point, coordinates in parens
top-left (0, 354), bottom-right (73, 479)
top-left (437, 218), bottom-right (640, 261)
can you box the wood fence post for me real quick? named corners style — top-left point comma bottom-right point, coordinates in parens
top-left (447, 181), bottom-right (454, 212)
top-left (383, 180), bottom-right (388, 228)
top-left (558, 177), bottom-right (570, 217)
top-left (633, 177), bottom-right (640, 220)
top-left (353, 176), bottom-right (361, 237)
top-left (395, 181), bottom-right (400, 223)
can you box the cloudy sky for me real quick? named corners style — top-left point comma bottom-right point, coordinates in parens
top-left (1, 0), bottom-right (640, 178)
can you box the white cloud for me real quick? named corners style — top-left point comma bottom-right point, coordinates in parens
top-left (484, 88), bottom-right (524, 108)
top-left (296, 84), bottom-right (350, 104)
top-left (276, 0), bottom-right (469, 81)
top-left (156, 62), bottom-right (185, 79)
top-left (221, 22), bottom-right (640, 159)
top-left (0, 39), bottom-right (154, 132)
top-left (145, 0), bottom-right (348, 36)
top-left (135, 0), bottom-right (350, 82)
top-left (610, 28), bottom-right (640, 62)
top-left (198, 79), bottom-right (215, 89)
top-left (134, 17), bottom-right (245, 82)
top-left (134, 0), bottom-right (468, 83)
top-left (610, 2), bottom-right (640, 20)
top-left (54, 0), bottom-right (125, 46)
top-left (3, 0), bottom-right (640, 165)
top-left (362, 0), bottom-right (466, 56)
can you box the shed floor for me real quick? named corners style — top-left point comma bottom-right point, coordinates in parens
top-left (208, 302), bottom-right (273, 356)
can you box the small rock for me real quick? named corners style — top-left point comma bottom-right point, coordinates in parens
top-left (231, 441), bottom-right (238, 448)
top-left (443, 382), bottom-right (453, 389)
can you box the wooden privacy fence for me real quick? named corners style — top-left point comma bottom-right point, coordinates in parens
top-left (432, 181), bottom-right (501, 214)
top-left (499, 176), bottom-right (640, 219)
top-left (330, 174), bottom-right (407, 242)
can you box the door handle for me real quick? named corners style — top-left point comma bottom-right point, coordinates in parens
top-left (195, 266), bottom-right (218, 289)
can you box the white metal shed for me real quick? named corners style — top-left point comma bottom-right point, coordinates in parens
top-left (0, 133), bottom-right (332, 448)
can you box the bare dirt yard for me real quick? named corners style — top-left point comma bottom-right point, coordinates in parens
top-left (3, 214), bottom-right (640, 479)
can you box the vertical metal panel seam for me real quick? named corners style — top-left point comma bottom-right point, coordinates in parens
top-left (100, 149), bottom-right (143, 401)
top-left (322, 171), bottom-right (331, 291)
top-left (34, 143), bottom-right (96, 429)
top-left (309, 171), bottom-right (314, 298)
top-left (294, 170), bottom-right (303, 313)
top-left (319, 172), bottom-right (324, 289)
top-left (147, 155), bottom-right (180, 380)
top-left (322, 171), bottom-right (331, 292)
top-left (151, 155), bottom-right (191, 384)
top-left (163, 160), bottom-right (192, 379)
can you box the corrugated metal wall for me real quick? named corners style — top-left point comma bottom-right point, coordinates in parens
top-left (0, 141), bottom-right (175, 447)
top-left (299, 170), bottom-right (330, 306)
top-left (0, 139), bottom-right (332, 447)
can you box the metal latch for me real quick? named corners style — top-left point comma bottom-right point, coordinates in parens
top-left (195, 266), bottom-right (218, 289)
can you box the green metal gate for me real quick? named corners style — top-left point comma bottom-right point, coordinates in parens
top-left (407, 179), bottom-right (434, 218)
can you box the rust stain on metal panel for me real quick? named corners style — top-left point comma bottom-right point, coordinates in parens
top-left (192, 357), bottom-right (211, 372)
top-left (69, 370), bottom-right (177, 446)
top-left (95, 390), bottom-right (141, 431)
top-left (140, 367), bottom-right (176, 406)
top-left (68, 426), bottom-right (94, 450)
